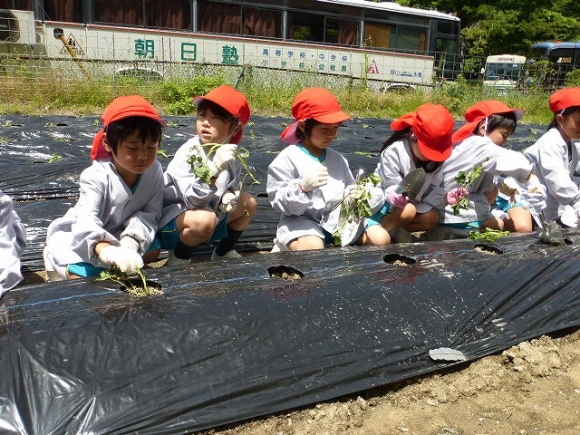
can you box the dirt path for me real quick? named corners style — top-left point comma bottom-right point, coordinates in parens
top-left (199, 329), bottom-right (580, 435)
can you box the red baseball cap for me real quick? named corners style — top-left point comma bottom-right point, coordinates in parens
top-left (91, 95), bottom-right (166, 160)
top-left (452, 100), bottom-right (524, 144)
top-left (280, 87), bottom-right (352, 144)
top-left (193, 85), bottom-right (251, 144)
top-left (549, 87), bottom-right (580, 114)
top-left (391, 103), bottom-right (454, 162)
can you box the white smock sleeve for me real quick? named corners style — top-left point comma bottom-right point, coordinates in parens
top-left (0, 190), bottom-right (26, 295)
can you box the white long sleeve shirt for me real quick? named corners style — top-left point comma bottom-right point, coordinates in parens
top-left (46, 159), bottom-right (163, 268)
top-left (424, 135), bottom-right (533, 224)
top-left (160, 137), bottom-right (242, 227)
top-left (0, 190), bottom-right (26, 296)
top-left (524, 127), bottom-right (580, 222)
top-left (374, 139), bottom-right (442, 214)
top-left (267, 143), bottom-right (383, 245)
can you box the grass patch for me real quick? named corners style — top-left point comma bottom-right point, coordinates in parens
top-left (0, 63), bottom-right (555, 125)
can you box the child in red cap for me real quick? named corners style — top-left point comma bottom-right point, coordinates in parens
top-left (0, 189), bottom-right (26, 296)
top-left (426, 101), bottom-right (535, 239)
top-left (267, 87), bottom-right (389, 251)
top-left (452, 100), bottom-right (536, 234)
top-left (370, 103), bottom-right (454, 241)
top-left (44, 95), bottom-right (166, 281)
top-left (156, 84), bottom-right (257, 263)
top-left (524, 87), bottom-right (580, 227)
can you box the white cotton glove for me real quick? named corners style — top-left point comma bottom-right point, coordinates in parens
top-left (300, 167), bottom-right (328, 192)
top-left (525, 174), bottom-right (545, 195)
top-left (498, 176), bottom-right (523, 200)
top-left (520, 190), bottom-right (546, 215)
top-left (214, 170), bottom-right (231, 197)
top-left (560, 206), bottom-right (579, 228)
top-left (220, 191), bottom-right (239, 212)
top-left (343, 184), bottom-right (364, 208)
top-left (98, 245), bottom-right (144, 274)
top-left (207, 144), bottom-right (237, 175)
top-left (120, 236), bottom-right (140, 252)
top-left (193, 143), bottom-right (209, 163)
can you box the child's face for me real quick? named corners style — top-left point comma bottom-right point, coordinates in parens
top-left (300, 122), bottom-right (340, 156)
top-left (557, 110), bottom-right (580, 140)
top-left (104, 129), bottom-right (159, 185)
top-left (486, 126), bottom-right (513, 147)
top-left (410, 136), bottom-right (443, 172)
top-left (196, 107), bottom-right (239, 144)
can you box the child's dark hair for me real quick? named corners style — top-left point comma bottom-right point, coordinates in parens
top-left (485, 112), bottom-right (518, 135)
top-left (295, 119), bottom-right (320, 142)
top-left (105, 116), bottom-right (162, 154)
top-left (381, 127), bottom-right (412, 152)
top-left (197, 99), bottom-right (240, 125)
top-left (548, 105), bottom-right (580, 130)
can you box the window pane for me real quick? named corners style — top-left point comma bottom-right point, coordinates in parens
top-left (326, 18), bottom-right (358, 46)
top-left (95, 0), bottom-right (144, 26)
top-left (145, 0), bottom-right (190, 30)
top-left (364, 22), bottom-right (392, 49)
top-left (289, 11), bottom-right (323, 42)
top-left (42, 0), bottom-right (82, 22)
top-left (396, 26), bottom-right (425, 52)
top-left (243, 7), bottom-right (281, 38)
top-left (199, 1), bottom-right (241, 34)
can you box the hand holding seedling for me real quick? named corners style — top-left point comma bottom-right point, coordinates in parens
top-left (449, 161), bottom-right (485, 215)
top-left (187, 143), bottom-right (260, 186)
top-left (208, 144), bottom-right (237, 175)
top-left (387, 188), bottom-right (409, 208)
top-left (96, 265), bottom-right (155, 297)
top-left (333, 172), bottom-right (383, 246)
top-left (98, 246), bottom-right (143, 274)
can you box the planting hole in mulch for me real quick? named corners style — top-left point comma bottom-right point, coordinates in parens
top-left (383, 253), bottom-right (417, 266)
top-left (473, 244), bottom-right (503, 255)
top-left (267, 265), bottom-right (304, 280)
top-left (121, 279), bottom-right (164, 297)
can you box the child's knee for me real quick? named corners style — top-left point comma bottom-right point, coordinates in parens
top-left (239, 192), bottom-right (258, 215)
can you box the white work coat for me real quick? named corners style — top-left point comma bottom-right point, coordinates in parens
top-left (46, 159), bottom-right (163, 268)
top-left (267, 143), bottom-right (383, 245)
top-left (0, 190), bottom-right (26, 296)
top-left (524, 127), bottom-right (580, 222)
top-left (161, 136), bottom-right (242, 227)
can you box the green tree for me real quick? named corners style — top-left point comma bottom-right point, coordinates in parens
top-left (398, 1), bottom-right (580, 57)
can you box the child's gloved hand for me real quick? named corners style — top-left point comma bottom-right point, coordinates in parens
top-left (521, 190), bottom-right (546, 214)
top-left (300, 167), bottom-right (328, 192)
top-left (99, 245), bottom-right (143, 274)
top-left (525, 174), bottom-right (545, 195)
top-left (208, 144), bottom-right (238, 175)
top-left (446, 187), bottom-right (470, 205)
top-left (387, 188), bottom-right (409, 208)
top-left (120, 236), bottom-right (140, 252)
top-left (220, 191), bottom-right (239, 212)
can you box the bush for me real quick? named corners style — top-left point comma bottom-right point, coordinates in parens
top-left (160, 76), bottom-right (225, 115)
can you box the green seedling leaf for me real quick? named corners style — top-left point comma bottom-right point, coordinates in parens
top-left (96, 265), bottom-right (154, 297)
top-left (332, 172), bottom-right (383, 245)
top-left (469, 228), bottom-right (510, 242)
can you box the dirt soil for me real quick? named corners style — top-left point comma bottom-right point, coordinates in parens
top-left (198, 329), bottom-right (580, 435)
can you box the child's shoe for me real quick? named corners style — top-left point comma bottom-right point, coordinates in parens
top-left (211, 249), bottom-right (242, 261)
top-left (166, 251), bottom-right (191, 266)
top-left (43, 246), bottom-right (64, 282)
top-left (270, 238), bottom-right (289, 253)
